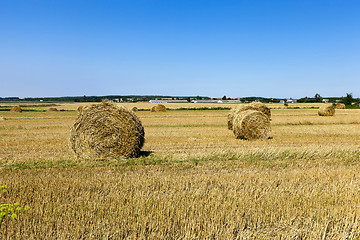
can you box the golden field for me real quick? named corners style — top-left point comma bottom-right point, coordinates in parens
top-left (1, 102), bottom-right (360, 239)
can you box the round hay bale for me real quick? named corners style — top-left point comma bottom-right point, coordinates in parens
top-left (336, 103), bottom-right (345, 109)
top-left (151, 104), bottom-right (166, 112)
top-left (227, 108), bottom-right (237, 130)
top-left (249, 102), bottom-right (271, 119)
top-left (228, 105), bottom-right (255, 130)
top-left (232, 110), bottom-right (271, 140)
top-left (70, 101), bottom-right (145, 159)
top-left (227, 102), bottom-right (271, 130)
top-left (318, 105), bottom-right (335, 116)
top-left (10, 106), bottom-right (22, 112)
top-left (47, 107), bottom-right (58, 112)
top-left (132, 107), bottom-right (138, 112)
top-left (0, 116), bottom-right (6, 121)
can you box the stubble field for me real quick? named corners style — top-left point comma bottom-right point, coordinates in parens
top-left (1, 102), bottom-right (360, 239)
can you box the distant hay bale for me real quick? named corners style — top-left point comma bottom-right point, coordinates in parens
top-left (227, 102), bottom-right (271, 130)
top-left (336, 103), bottom-right (345, 109)
top-left (47, 107), bottom-right (58, 112)
top-left (70, 101), bottom-right (145, 159)
top-left (318, 105), bottom-right (335, 116)
top-left (10, 106), bottom-right (22, 112)
top-left (232, 110), bottom-right (271, 140)
top-left (151, 104), bottom-right (166, 112)
top-left (0, 117), bottom-right (6, 121)
top-left (132, 107), bottom-right (138, 112)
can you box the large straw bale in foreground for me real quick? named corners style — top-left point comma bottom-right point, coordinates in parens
top-left (336, 103), bottom-right (345, 109)
top-left (227, 108), bottom-right (238, 130)
top-left (227, 105), bottom-right (254, 130)
top-left (77, 106), bottom-right (85, 112)
top-left (11, 106), bottom-right (22, 112)
top-left (318, 105), bottom-right (335, 116)
top-left (249, 102), bottom-right (271, 119)
top-left (227, 102), bottom-right (271, 130)
top-left (232, 110), bottom-right (271, 140)
top-left (151, 104), bottom-right (166, 112)
top-left (70, 101), bottom-right (145, 159)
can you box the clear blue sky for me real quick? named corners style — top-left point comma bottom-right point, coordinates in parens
top-left (1, 0), bottom-right (359, 99)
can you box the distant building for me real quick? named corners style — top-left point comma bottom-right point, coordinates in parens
top-left (286, 99), bottom-right (297, 103)
top-left (149, 100), bottom-right (188, 103)
top-left (149, 100), bottom-right (167, 103)
top-left (322, 99), bottom-right (329, 103)
top-left (191, 100), bottom-right (219, 103)
top-left (218, 100), bottom-right (242, 103)
top-left (166, 100), bottom-right (188, 103)
top-left (279, 100), bottom-right (285, 104)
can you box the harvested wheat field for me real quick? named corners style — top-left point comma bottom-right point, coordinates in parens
top-left (1, 102), bottom-right (360, 239)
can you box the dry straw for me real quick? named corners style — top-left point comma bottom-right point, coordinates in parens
top-left (151, 104), bottom-right (166, 112)
top-left (227, 108), bottom-right (239, 130)
top-left (0, 116), bottom-right (5, 121)
top-left (47, 107), bottom-right (58, 112)
top-left (249, 102), bottom-right (271, 119)
top-left (70, 100), bottom-right (145, 159)
top-left (227, 102), bottom-right (271, 130)
top-left (232, 110), bottom-right (271, 140)
top-left (77, 106), bottom-right (84, 112)
top-left (10, 106), bottom-right (22, 112)
top-left (336, 103), bottom-right (345, 109)
top-left (318, 105), bottom-right (335, 116)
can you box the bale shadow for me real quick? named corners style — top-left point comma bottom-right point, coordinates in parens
top-left (138, 151), bottom-right (153, 157)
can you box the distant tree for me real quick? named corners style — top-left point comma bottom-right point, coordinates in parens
top-left (122, 97), bottom-right (128, 102)
top-left (298, 97), bottom-right (309, 103)
top-left (342, 93), bottom-right (354, 106)
top-left (314, 93), bottom-right (322, 103)
top-left (186, 97), bottom-right (191, 102)
top-left (222, 96), bottom-right (227, 100)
